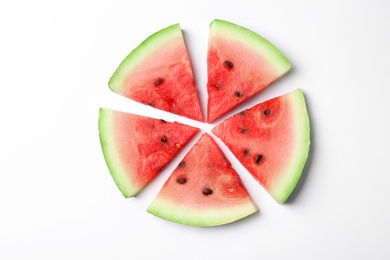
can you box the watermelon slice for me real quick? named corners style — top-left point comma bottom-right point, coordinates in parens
top-left (98, 108), bottom-right (199, 198)
top-left (147, 133), bottom-right (259, 226)
top-left (207, 19), bottom-right (292, 123)
top-left (108, 24), bottom-right (204, 122)
top-left (212, 89), bottom-right (310, 203)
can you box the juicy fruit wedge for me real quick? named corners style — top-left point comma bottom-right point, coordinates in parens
top-left (147, 133), bottom-right (259, 226)
top-left (207, 19), bottom-right (292, 122)
top-left (212, 89), bottom-right (310, 203)
top-left (109, 24), bottom-right (204, 122)
top-left (98, 108), bottom-right (199, 198)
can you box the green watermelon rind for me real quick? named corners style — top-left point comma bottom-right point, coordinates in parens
top-left (147, 195), bottom-right (259, 227)
top-left (271, 89), bottom-right (310, 203)
top-left (209, 19), bottom-right (292, 75)
top-left (108, 23), bottom-right (182, 94)
top-left (98, 108), bottom-right (139, 198)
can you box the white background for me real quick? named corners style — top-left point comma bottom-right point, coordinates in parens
top-left (1, 0), bottom-right (390, 259)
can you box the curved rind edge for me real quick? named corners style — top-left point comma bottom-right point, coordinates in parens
top-left (270, 89), bottom-right (311, 203)
top-left (108, 23), bottom-right (182, 93)
top-left (98, 108), bottom-right (139, 198)
top-left (209, 19), bottom-right (292, 75)
top-left (147, 197), bottom-right (259, 227)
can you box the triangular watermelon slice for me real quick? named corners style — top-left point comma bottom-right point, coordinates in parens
top-left (147, 133), bottom-right (259, 226)
top-left (108, 24), bottom-right (204, 122)
top-left (98, 108), bottom-right (199, 198)
top-left (212, 89), bottom-right (310, 203)
top-left (207, 19), bottom-right (292, 123)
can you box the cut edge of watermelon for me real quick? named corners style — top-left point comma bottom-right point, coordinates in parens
top-left (98, 108), bottom-right (140, 198)
top-left (209, 19), bottom-right (292, 76)
top-left (108, 23), bottom-right (182, 93)
top-left (270, 89), bottom-right (311, 203)
top-left (147, 197), bottom-right (259, 227)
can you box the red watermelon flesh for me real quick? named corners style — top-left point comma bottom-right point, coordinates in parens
top-left (147, 133), bottom-right (259, 226)
top-left (212, 89), bottom-right (310, 203)
top-left (98, 108), bottom-right (199, 198)
top-left (108, 24), bottom-right (204, 122)
top-left (207, 19), bottom-right (291, 123)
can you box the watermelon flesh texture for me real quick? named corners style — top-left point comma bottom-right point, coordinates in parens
top-left (98, 108), bottom-right (199, 198)
top-left (207, 19), bottom-right (291, 123)
top-left (147, 133), bottom-right (259, 226)
top-left (109, 24), bottom-right (204, 122)
top-left (212, 89), bottom-right (310, 203)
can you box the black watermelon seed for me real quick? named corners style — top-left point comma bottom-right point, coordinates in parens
top-left (256, 154), bottom-right (264, 164)
top-left (240, 111), bottom-right (246, 116)
top-left (235, 91), bottom-right (243, 98)
top-left (224, 60), bottom-right (234, 69)
top-left (176, 177), bottom-right (187, 184)
top-left (202, 188), bottom-right (213, 195)
top-left (161, 136), bottom-right (167, 143)
top-left (160, 119), bottom-right (166, 123)
top-left (148, 102), bottom-right (154, 107)
top-left (178, 161), bottom-right (186, 168)
top-left (240, 128), bottom-right (247, 134)
top-left (264, 109), bottom-right (271, 116)
top-left (215, 83), bottom-right (221, 89)
top-left (154, 78), bottom-right (164, 86)
top-left (244, 149), bottom-right (249, 156)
